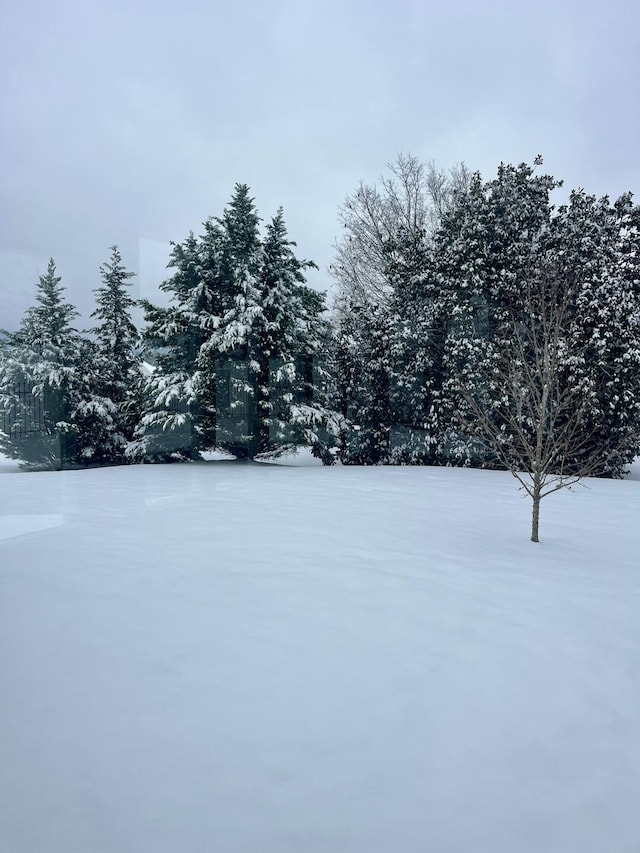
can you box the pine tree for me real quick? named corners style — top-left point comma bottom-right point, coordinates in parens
top-left (289, 282), bottom-right (344, 464)
top-left (0, 259), bottom-right (85, 469)
top-left (254, 209), bottom-right (327, 456)
top-left (207, 184), bottom-right (264, 459)
top-left (130, 232), bottom-right (213, 462)
top-left (78, 246), bottom-right (141, 465)
top-left (133, 185), bottom-right (335, 462)
top-left (91, 247), bottom-right (139, 397)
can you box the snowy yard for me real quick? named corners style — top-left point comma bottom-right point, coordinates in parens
top-left (1, 453), bottom-right (639, 853)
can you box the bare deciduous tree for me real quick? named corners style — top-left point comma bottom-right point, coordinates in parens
top-left (332, 153), bottom-right (468, 311)
top-left (455, 266), bottom-right (604, 542)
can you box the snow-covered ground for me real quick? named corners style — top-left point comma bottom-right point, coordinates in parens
top-left (1, 452), bottom-right (639, 853)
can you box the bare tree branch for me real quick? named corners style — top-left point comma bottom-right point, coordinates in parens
top-left (455, 263), bottom-right (606, 541)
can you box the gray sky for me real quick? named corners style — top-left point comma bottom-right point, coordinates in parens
top-left (2, 0), bottom-right (639, 329)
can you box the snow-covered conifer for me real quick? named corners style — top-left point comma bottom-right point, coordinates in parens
top-left (205, 184), bottom-right (264, 458)
top-left (0, 259), bottom-right (86, 469)
top-left (131, 233), bottom-right (213, 461)
top-left (331, 155), bottom-right (467, 464)
top-left (79, 246), bottom-right (141, 465)
top-left (133, 186), bottom-right (335, 461)
top-left (431, 160), bottom-right (640, 538)
top-left (254, 209), bottom-right (335, 457)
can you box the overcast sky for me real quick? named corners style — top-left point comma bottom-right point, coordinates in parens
top-left (2, 0), bottom-right (639, 329)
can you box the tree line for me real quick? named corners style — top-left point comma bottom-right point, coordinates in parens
top-left (0, 185), bottom-right (339, 469)
top-left (331, 155), bottom-right (640, 538)
top-left (1, 159), bottom-right (639, 539)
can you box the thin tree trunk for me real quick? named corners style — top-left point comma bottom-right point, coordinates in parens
top-left (531, 375), bottom-right (547, 543)
top-left (531, 478), bottom-right (541, 543)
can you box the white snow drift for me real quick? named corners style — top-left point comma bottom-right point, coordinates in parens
top-left (0, 454), bottom-right (638, 853)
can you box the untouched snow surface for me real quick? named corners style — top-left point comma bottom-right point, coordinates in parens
top-left (1, 454), bottom-right (639, 853)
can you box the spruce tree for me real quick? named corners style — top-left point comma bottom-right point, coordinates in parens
top-left (133, 185), bottom-right (335, 462)
top-left (207, 184), bottom-right (264, 459)
top-left (81, 246), bottom-right (141, 465)
top-left (255, 209), bottom-right (326, 456)
top-left (131, 232), bottom-right (214, 461)
top-left (0, 259), bottom-right (85, 469)
top-left (290, 281), bottom-right (343, 464)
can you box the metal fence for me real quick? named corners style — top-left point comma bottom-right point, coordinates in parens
top-left (0, 381), bottom-right (47, 438)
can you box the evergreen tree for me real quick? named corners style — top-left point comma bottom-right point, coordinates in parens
top-left (254, 209), bottom-right (330, 457)
top-left (333, 295), bottom-right (392, 464)
top-left (0, 259), bottom-right (85, 469)
top-left (549, 189), bottom-right (640, 477)
top-left (130, 232), bottom-right (214, 461)
top-left (91, 246), bottom-right (139, 397)
top-left (79, 246), bottom-right (141, 465)
top-left (132, 185), bottom-right (335, 462)
top-left (289, 282), bottom-right (344, 464)
top-left (431, 162), bottom-right (563, 466)
top-left (207, 184), bottom-right (264, 459)
top-left (429, 160), bottom-right (640, 538)
top-left (385, 227), bottom-right (447, 464)
top-left (332, 156), bottom-right (467, 464)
